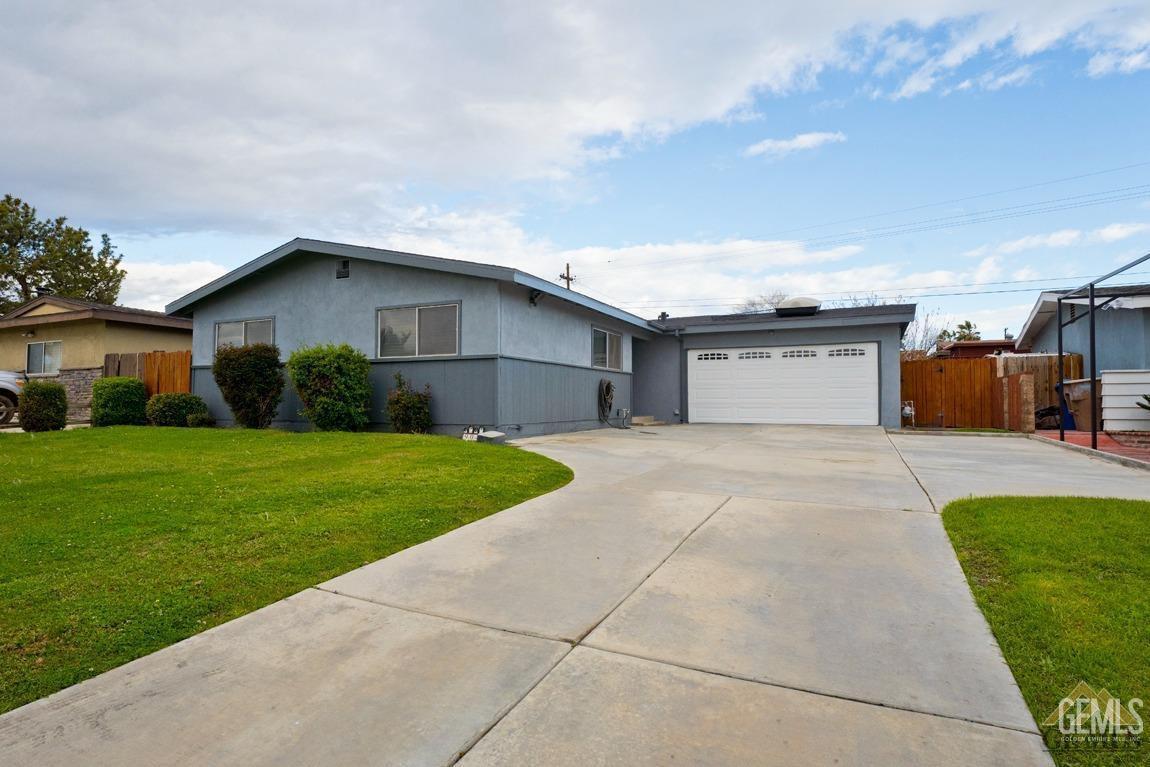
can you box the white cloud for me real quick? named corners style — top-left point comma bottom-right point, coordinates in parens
top-left (744, 131), bottom-right (847, 159)
top-left (997, 229), bottom-right (1083, 253)
top-left (1091, 222), bottom-right (1150, 243)
top-left (119, 261), bottom-right (229, 311)
top-left (3, 2), bottom-right (1150, 235)
top-left (1088, 48), bottom-right (1150, 76)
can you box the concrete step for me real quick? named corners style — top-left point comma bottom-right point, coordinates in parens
top-left (630, 416), bottom-right (667, 426)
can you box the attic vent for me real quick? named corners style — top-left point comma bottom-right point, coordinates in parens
top-left (738, 350), bottom-right (771, 360)
top-left (696, 352), bottom-right (729, 361)
top-left (336, 259), bottom-right (351, 279)
top-left (828, 347), bottom-right (866, 357)
top-left (782, 349), bottom-right (817, 358)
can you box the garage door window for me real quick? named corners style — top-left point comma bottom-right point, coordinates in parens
top-left (696, 352), bottom-right (728, 361)
top-left (781, 349), bottom-right (817, 358)
top-left (593, 328), bottom-right (622, 370)
top-left (738, 351), bottom-right (770, 360)
top-left (828, 347), bottom-right (867, 357)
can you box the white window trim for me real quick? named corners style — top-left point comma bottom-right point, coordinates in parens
top-left (592, 327), bottom-right (623, 371)
top-left (377, 302), bottom-right (461, 359)
top-left (214, 317), bottom-right (275, 350)
top-left (26, 339), bottom-right (63, 376)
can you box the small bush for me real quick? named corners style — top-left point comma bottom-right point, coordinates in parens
top-left (211, 344), bottom-right (285, 429)
top-left (386, 372), bottom-right (432, 434)
top-left (286, 344), bottom-right (372, 431)
top-left (146, 392), bottom-right (209, 427)
top-left (186, 412), bottom-right (217, 428)
top-left (91, 377), bottom-right (148, 427)
top-left (19, 380), bottom-right (67, 432)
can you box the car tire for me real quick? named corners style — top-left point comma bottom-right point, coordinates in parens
top-left (0, 393), bottom-right (15, 426)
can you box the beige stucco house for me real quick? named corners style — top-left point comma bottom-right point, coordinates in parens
top-left (0, 296), bottom-right (192, 419)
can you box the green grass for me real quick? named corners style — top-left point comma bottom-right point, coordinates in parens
top-left (0, 427), bottom-right (571, 714)
top-left (943, 497), bottom-right (1150, 767)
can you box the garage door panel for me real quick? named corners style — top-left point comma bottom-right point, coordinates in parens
top-left (687, 343), bottom-right (878, 426)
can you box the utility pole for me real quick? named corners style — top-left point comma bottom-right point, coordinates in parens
top-left (557, 262), bottom-right (576, 290)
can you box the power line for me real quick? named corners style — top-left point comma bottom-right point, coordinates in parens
top-left (579, 183), bottom-right (1150, 275)
top-left (611, 270), bottom-right (1150, 307)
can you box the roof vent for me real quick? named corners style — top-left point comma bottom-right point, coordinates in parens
top-left (773, 296), bottom-right (821, 317)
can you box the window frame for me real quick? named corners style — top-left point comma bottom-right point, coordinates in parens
top-left (592, 327), bottom-right (623, 371)
top-left (214, 317), bottom-right (276, 351)
top-left (376, 302), bottom-right (461, 359)
top-left (26, 339), bottom-right (63, 376)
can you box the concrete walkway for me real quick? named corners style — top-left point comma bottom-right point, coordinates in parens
top-left (8, 425), bottom-right (1146, 765)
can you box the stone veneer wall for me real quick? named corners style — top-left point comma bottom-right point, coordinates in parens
top-left (55, 367), bottom-right (104, 421)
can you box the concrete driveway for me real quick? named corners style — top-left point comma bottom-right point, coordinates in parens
top-left (6, 426), bottom-right (1146, 765)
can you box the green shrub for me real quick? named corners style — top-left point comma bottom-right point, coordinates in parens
top-left (211, 344), bottom-right (284, 429)
top-left (19, 380), bottom-right (67, 432)
top-left (186, 412), bottom-right (217, 428)
top-left (286, 344), bottom-right (372, 431)
top-left (386, 372), bottom-right (432, 434)
top-left (146, 392), bottom-right (209, 427)
top-left (91, 377), bottom-right (148, 426)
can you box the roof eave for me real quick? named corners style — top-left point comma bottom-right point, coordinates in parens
top-left (671, 310), bottom-right (918, 335)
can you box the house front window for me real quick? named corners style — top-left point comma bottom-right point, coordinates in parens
top-left (378, 303), bottom-right (459, 358)
top-left (27, 340), bottom-right (63, 375)
top-left (593, 328), bottom-right (621, 370)
top-left (215, 318), bottom-right (274, 349)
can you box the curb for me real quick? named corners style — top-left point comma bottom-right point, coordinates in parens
top-left (888, 429), bottom-right (1026, 438)
top-left (1028, 434), bottom-right (1150, 472)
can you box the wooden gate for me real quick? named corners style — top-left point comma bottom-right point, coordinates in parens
top-left (104, 350), bottom-right (192, 396)
top-left (900, 358), bottom-right (1004, 428)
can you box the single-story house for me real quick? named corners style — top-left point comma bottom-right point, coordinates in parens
top-left (1015, 285), bottom-right (1150, 371)
top-left (0, 296), bottom-right (193, 419)
top-left (166, 239), bottom-right (916, 435)
top-left (935, 339), bottom-right (1025, 358)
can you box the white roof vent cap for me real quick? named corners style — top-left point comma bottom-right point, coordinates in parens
top-left (774, 297), bottom-right (822, 317)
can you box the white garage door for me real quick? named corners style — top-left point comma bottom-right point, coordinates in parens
top-left (687, 343), bottom-right (879, 425)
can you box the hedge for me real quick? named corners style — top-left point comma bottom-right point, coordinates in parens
top-left (386, 372), bottom-right (432, 434)
top-left (91, 377), bottom-right (148, 427)
top-left (146, 392), bottom-right (209, 427)
top-left (286, 344), bottom-right (372, 431)
top-left (19, 380), bottom-right (67, 432)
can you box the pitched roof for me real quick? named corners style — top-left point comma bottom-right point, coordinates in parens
top-left (164, 238), bottom-right (654, 331)
top-left (651, 303), bottom-right (917, 333)
top-left (0, 295), bottom-right (191, 330)
top-left (1014, 283), bottom-right (1150, 349)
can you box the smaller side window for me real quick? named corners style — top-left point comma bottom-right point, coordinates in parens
top-left (216, 318), bottom-right (275, 350)
top-left (26, 340), bottom-right (63, 375)
top-left (336, 259), bottom-right (350, 279)
top-left (593, 328), bottom-right (622, 370)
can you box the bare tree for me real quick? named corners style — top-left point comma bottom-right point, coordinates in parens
top-left (901, 307), bottom-right (944, 358)
top-left (736, 290), bottom-right (788, 314)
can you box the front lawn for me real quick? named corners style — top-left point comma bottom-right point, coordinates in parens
top-left (943, 497), bottom-right (1150, 767)
top-left (0, 427), bottom-right (571, 714)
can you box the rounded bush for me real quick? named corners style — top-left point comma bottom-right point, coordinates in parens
top-left (91, 377), bottom-right (148, 427)
top-left (186, 412), bottom-right (217, 428)
top-left (211, 343), bottom-right (285, 429)
top-left (146, 392), bottom-right (209, 427)
top-left (386, 372), bottom-right (432, 434)
top-left (286, 344), bottom-right (372, 431)
top-left (19, 380), bottom-right (68, 432)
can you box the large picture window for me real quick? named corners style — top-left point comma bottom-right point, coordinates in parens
top-left (215, 318), bottom-right (274, 350)
top-left (378, 304), bottom-right (459, 358)
top-left (593, 328), bottom-right (622, 370)
top-left (27, 340), bottom-right (63, 375)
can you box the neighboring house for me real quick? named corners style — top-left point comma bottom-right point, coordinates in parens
top-left (935, 339), bottom-right (1025, 358)
top-left (0, 296), bottom-right (192, 419)
top-left (1015, 285), bottom-right (1150, 372)
top-left (166, 239), bottom-right (915, 434)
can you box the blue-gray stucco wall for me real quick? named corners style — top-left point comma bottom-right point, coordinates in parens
top-left (630, 323), bottom-right (905, 428)
top-left (188, 251), bottom-right (638, 435)
top-left (1029, 308), bottom-right (1150, 373)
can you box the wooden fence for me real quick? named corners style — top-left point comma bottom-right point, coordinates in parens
top-left (104, 350), bottom-right (192, 396)
top-left (900, 353), bottom-right (1082, 430)
top-left (900, 358), bottom-right (1003, 428)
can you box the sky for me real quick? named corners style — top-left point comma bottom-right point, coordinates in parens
top-left (4, 1), bottom-right (1150, 337)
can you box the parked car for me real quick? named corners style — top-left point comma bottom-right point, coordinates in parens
top-left (0, 370), bottom-right (25, 425)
